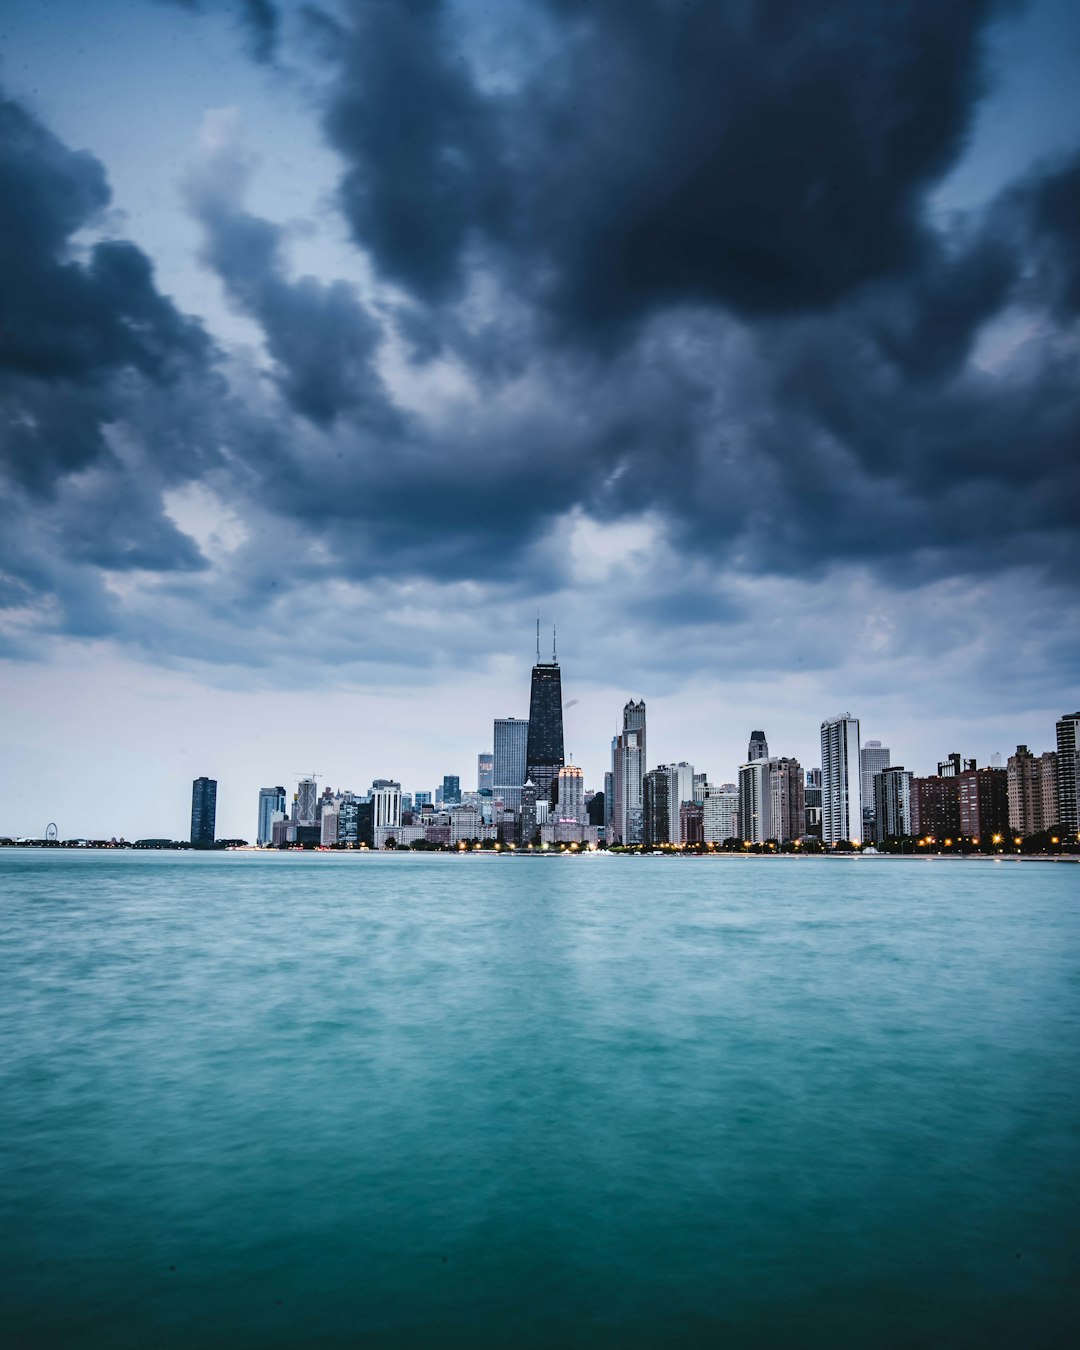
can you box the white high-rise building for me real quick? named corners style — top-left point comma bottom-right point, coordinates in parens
top-left (703, 783), bottom-right (739, 844)
top-left (667, 762), bottom-right (695, 842)
top-left (821, 714), bottom-right (862, 844)
top-left (371, 781), bottom-right (402, 831)
top-left (860, 740), bottom-right (890, 830)
top-left (610, 700), bottom-right (646, 844)
top-left (738, 759), bottom-right (772, 842)
top-left (296, 777), bottom-right (318, 825)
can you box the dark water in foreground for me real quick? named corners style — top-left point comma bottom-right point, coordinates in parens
top-left (1, 851), bottom-right (1078, 1348)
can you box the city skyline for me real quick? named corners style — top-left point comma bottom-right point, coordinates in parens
top-left (2, 622), bottom-right (1076, 841)
top-left (1, 1), bottom-right (1078, 840)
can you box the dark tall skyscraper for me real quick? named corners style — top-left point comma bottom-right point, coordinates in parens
top-left (526, 624), bottom-right (564, 799)
top-left (190, 776), bottom-right (217, 848)
top-left (748, 730), bottom-right (768, 762)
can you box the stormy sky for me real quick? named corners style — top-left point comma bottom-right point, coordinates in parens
top-left (1, 0), bottom-right (1078, 839)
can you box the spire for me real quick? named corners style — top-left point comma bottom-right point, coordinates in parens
top-left (552, 623), bottom-right (557, 663)
top-left (536, 609), bottom-right (540, 663)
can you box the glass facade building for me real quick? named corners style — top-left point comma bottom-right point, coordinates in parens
top-left (190, 776), bottom-right (217, 848)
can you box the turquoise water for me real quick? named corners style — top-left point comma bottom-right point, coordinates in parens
top-left (1, 852), bottom-right (1078, 1348)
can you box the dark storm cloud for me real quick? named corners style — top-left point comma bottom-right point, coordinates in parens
top-left (321, 0), bottom-right (1001, 331)
top-left (0, 91), bottom-right (213, 493)
top-left (183, 141), bottom-right (394, 428)
top-left (4, 5), bottom-right (1080, 685)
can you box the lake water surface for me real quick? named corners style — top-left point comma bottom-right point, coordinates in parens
top-left (1, 851), bottom-right (1078, 1347)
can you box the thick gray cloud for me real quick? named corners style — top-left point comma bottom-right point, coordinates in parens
top-left (2, 2), bottom-right (1079, 697)
top-left (322, 0), bottom-right (1001, 328)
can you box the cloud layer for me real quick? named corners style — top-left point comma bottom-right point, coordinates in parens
top-left (1, 0), bottom-right (1078, 714)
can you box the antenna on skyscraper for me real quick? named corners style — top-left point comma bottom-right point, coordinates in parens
top-left (536, 609), bottom-right (541, 662)
top-left (552, 623), bottom-right (557, 663)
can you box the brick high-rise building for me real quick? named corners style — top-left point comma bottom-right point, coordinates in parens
top-left (958, 767), bottom-right (1009, 840)
top-left (1008, 745), bottom-right (1058, 837)
top-left (911, 774), bottom-right (960, 841)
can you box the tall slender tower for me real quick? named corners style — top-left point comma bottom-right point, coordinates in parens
top-left (526, 622), bottom-right (565, 800)
top-left (610, 699), bottom-right (646, 845)
top-left (820, 713), bottom-right (862, 844)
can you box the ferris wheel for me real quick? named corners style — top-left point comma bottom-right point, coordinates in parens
top-left (45, 822), bottom-right (58, 842)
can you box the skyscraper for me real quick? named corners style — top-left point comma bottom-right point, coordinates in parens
top-left (493, 717), bottom-right (529, 811)
top-left (442, 775), bottom-right (461, 805)
top-left (820, 713), bottom-right (862, 844)
top-left (556, 764), bottom-right (585, 824)
top-left (520, 780), bottom-right (539, 845)
top-left (860, 740), bottom-right (890, 833)
top-left (296, 777), bottom-right (317, 825)
top-left (643, 767), bottom-right (671, 847)
top-left (738, 758), bottom-right (771, 842)
top-left (703, 783), bottom-right (739, 844)
top-left (667, 762), bottom-right (695, 843)
top-left (1056, 712), bottom-right (1080, 835)
top-left (257, 786), bottom-right (286, 846)
top-left (477, 753), bottom-right (494, 793)
top-left (525, 625), bottom-right (565, 800)
top-left (748, 730), bottom-right (768, 762)
top-left (874, 767), bottom-right (913, 843)
top-left (190, 776), bottom-right (217, 848)
top-left (371, 781), bottom-right (402, 831)
top-left (610, 699), bottom-right (646, 845)
top-left (769, 757), bottom-right (805, 844)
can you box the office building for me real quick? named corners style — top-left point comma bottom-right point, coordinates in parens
top-left (748, 730), bottom-right (768, 762)
top-left (1056, 712), bottom-right (1080, 835)
top-left (372, 781), bottom-right (402, 831)
top-left (442, 775), bottom-right (461, 806)
top-left (679, 802), bottom-right (704, 845)
top-left (860, 740), bottom-right (890, 834)
top-left (1008, 745), bottom-right (1058, 837)
top-left (958, 766), bottom-right (1009, 840)
top-left (738, 758), bottom-right (771, 843)
top-left (521, 780), bottom-right (539, 845)
top-left (493, 716), bottom-right (529, 812)
top-left (820, 714), bottom-right (862, 844)
top-left (873, 767), bottom-right (913, 842)
top-left (610, 699), bottom-right (646, 845)
top-left (911, 774), bottom-right (960, 840)
top-left (643, 768), bottom-right (671, 847)
top-left (190, 777), bottom-right (217, 848)
top-left (556, 764), bottom-right (586, 824)
top-left (804, 771), bottom-right (822, 838)
top-left (769, 757), bottom-right (805, 844)
top-left (296, 777), bottom-right (317, 825)
top-left (525, 627), bottom-right (565, 799)
top-left (257, 786), bottom-right (286, 846)
top-left (477, 754), bottom-right (494, 793)
top-left (666, 762), bottom-right (696, 842)
top-left (703, 783), bottom-right (739, 844)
